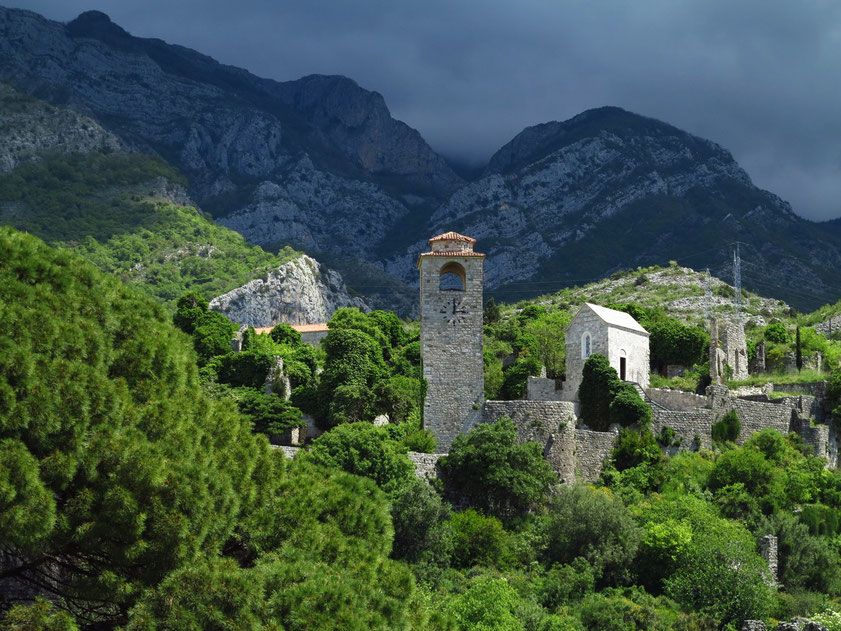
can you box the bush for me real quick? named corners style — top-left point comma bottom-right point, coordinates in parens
top-left (445, 574), bottom-right (524, 631)
top-left (544, 485), bottom-right (641, 586)
top-left (439, 418), bottom-right (555, 519)
top-left (578, 354), bottom-right (619, 430)
top-left (449, 508), bottom-right (510, 569)
top-left (304, 422), bottom-right (414, 494)
top-left (538, 558), bottom-right (596, 611)
top-left (609, 383), bottom-right (652, 428)
top-left (390, 478), bottom-right (452, 565)
top-left (711, 409), bottom-right (741, 443)
top-left (269, 323), bottom-right (302, 346)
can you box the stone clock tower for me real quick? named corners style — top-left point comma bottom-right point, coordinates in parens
top-left (418, 231), bottom-right (484, 450)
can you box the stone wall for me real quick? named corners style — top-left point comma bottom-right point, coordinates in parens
top-left (652, 408), bottom-right (713, 450)
top-left (419, 246), bottom-right (485, 451)
top-left (645, 387), bottom-right (710, 411)
top-left (525, 376), bottom-right (565, 401)
top-left (575, 428), bottom-right (620, 482)
top-left (729, 398), bottom-right (794, 443)
top-left (772, 381), bottom-right (828, 398)
top-left (483, 400), bottom-right (576, 444)
top-left (565, 309), bottom-right (609, 401)
top-left (408, 452), bottom-right (444, 481)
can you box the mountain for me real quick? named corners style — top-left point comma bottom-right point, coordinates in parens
top-left (3, 6), bottom-right (841, 313)
top-left (385, 107), bottom-right (841, 311)
top-left (0, 82), bottom-right (365, 322)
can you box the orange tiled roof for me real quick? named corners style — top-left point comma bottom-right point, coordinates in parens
top-left (292, 323), bottom-right (330, 333)
top-left (253, 323), bottom-right (330, 335)
top-left (428, 231), bottom-right (476, 245)
top-left (418, 251), bottom-right (485, 257)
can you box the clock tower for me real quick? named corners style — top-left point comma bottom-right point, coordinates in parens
top-left (418, 231), bottom-right (485, 450)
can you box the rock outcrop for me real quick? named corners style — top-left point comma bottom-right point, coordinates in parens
top-left (209, 254), bottom-right (369, 326)
top-left (0, 82), bottom-right (122, 172)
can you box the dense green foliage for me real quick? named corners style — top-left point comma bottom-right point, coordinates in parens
top-left (711, 409), bottom-right (742, 443)
top-left (294, 308), bottom-right (425, 431)
top-left (579, 355), bottom-right (650, 431)
top-left (303, 422), bottom-right (415, 494)
top-left (0, 228), bottom-right (423, 628)
top-left (439, 418), bottom-right (556, 519)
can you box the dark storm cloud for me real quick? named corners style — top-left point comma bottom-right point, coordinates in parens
top-left (9, 0), bottom-right (841, 220)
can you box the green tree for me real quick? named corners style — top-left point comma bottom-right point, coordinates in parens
top-left (390, 478), bottom-right (453, 564)
top-left (439, 418), bottom-right (555, 519)
top-left (484, 297), bottom-right (501, 325)
top-left (446, 575), bottom-right (524, 631)
top-left (544, 485), bottom-right (641, 586)
top-left (269, 322), bottom-right (302, 346)
top-left (578, 354), bottom-right (619, 430)
top-left (449, 508), bottom-right (510, 569)
top-left (304, 422), bottom-right (414, 494)
top-left (0, 228), bottom-right (268, 624)
top-left (648, 318), bottom-right (709, 373)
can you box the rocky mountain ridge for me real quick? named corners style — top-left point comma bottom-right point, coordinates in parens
top-left (0, 81), bottom-right (365, 323)
top-left (3, 6), bottom-right (841, 313)
top-left (208, 254), bottom-right (370, 327)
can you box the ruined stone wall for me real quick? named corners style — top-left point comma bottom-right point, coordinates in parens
top-left (771, 381), bottom-right (828, 398)
top-left (791, 417), bottom-right (830, 463)
top-left (483, 400), bottom-right (576, 444)
top-left (408, 452), bottom-right (443, 481)
top-left (722, 321), bottom-right (749, 381)
top-left (575, 428), bottom-right (620, 482)
top-left (525, 376), bottom-right (565, 401)
top-left (420, 253), bottom-right (484, 450)
top-left (652, 408), bottom-right (714, 450)
top-left (645, 388), bottom-right (710, 411)
top-left (729, 399), bottom-right (794, 443)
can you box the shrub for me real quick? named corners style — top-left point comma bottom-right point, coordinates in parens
top-left (303, 422), bottom-right (414, 494)
top-left (711, 409), bottom-right (740, 443)
top-left (445, 574), bottom-right (523, 631)
top-left (269, 323), bottom-right (302, 346)
top-left (578, 354), bottom-right (619, 430)
top-left (609, 383), bottom-right (652, 428)
top-left (390, 478), bottom-right (452, 565)
top-left (611, 427), bottom-right (661, 472)
top-left (538, 558), bottom-right (596, 611)
top-left (449, 508), bottom-right (510, 569)
top-left (544, 485), bottom-right (641, 586)
top-left (439, 418), bottom-right (555, 519)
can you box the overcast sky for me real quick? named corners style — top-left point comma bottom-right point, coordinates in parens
top-left (8, 0), bottom-right (841, 221)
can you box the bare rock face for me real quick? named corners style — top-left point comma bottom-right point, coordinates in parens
top-left (209, 254), bottom-right (369, 327)
top-left (0, 82), bottom-right (123, 172)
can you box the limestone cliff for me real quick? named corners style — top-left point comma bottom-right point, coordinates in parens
top-left (0, 82), bottom-right (122, 172)
top-left (209, 255), bottom-right (369, 327)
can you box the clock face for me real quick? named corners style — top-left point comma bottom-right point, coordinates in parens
top-left (440, 296), bottom-right (469, 324)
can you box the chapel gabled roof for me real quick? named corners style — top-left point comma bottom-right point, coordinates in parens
top-left (571, 302), bottom-right (649, 335)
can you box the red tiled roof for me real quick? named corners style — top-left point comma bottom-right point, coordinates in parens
top-left (428, 231), bottom-right (476, 244)
top-left (418, 251), bottom-right (485, 257)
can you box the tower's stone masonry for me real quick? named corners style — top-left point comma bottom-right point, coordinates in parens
top-left (419, 232), bottom-right (485, 450)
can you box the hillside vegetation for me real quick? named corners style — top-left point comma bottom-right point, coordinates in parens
top-left (0, 150), bottom-right (299, 305)
top-left (484, 263), bottom-right (841, 398)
